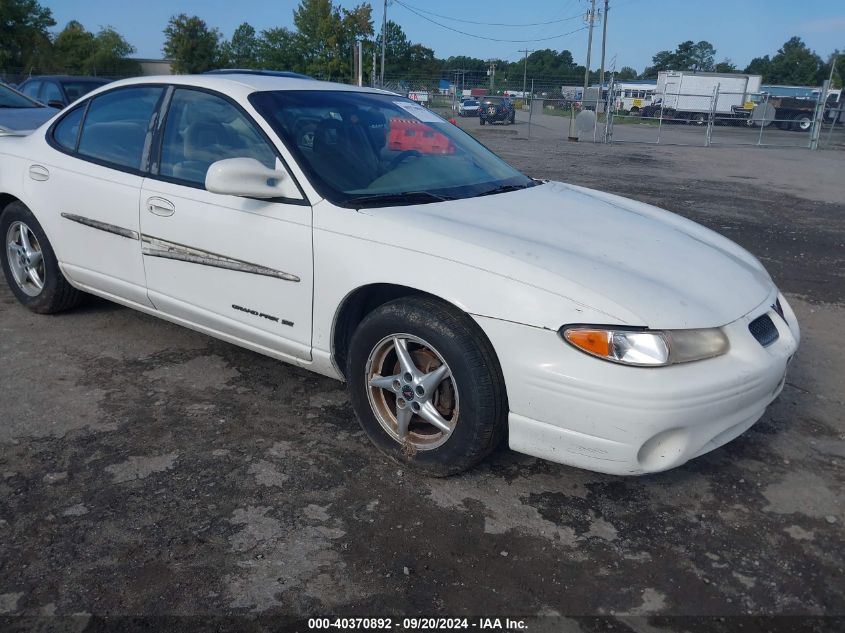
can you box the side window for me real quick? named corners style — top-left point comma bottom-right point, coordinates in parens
top-left (21, 81), bottom-right (41, 99)
top-left (77, 86), bottom-right (163, 170)
top-left (158, 88), bottom-right (276, 186)
top-left (40, 81), bottom-right (63, 104)
top-left (52, 105), bottom-right (86, 151)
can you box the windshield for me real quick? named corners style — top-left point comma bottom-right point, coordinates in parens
top-left (250, 90), bottom-right (533, 207)
top-left (61, 79), bottom-right (108, 102)
top-left (0, 84), bottom-right (41, 109)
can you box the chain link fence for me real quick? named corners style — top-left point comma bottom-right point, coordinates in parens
top-left (522, 79), bottom-right (843, 151)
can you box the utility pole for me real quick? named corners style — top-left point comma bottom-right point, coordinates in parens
top-left (598, 0), bottom-right (609, 94)
top-left (488, 59), bottom-right (496, 91)
top-left (372, 49), bottom-right (376, 86)
top-left (519, 48), bottom-right (533, 98)
top-left (379, 0), bottom-right (387, 87)
top-left (582, 0), bottom-right (597, 100)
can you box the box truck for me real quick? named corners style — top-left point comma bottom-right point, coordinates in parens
top-left (644, 71), bottom-right (762, 124)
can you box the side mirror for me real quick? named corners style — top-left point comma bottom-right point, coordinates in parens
top-left (46, 100), bottom-right (65, 109)
top-left (205, 157), bottom-right (302, 200)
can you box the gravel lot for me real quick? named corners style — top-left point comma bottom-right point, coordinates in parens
top-left (1, 122), bottom-right (844, 630)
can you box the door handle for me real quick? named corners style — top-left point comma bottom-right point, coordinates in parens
top-left (28, 165), bottom-right (49, 181)
top-left (146, 197), bottom-right (175, 217)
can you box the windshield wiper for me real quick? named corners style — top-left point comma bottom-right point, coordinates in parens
top-left (348, 191), bottom-right (455, 208)
top-left (474, 183), bottom-right (533, 198)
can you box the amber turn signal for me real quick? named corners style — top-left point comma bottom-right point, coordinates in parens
top-left (564, 328), bottom-right (611, 357)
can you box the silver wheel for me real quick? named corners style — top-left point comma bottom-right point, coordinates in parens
top-left (794, 115), bottom-right (812, 132)
top-left (6, 221), bottom-right (45, 297)
top-left (365, 333), bottom-right (459, 451)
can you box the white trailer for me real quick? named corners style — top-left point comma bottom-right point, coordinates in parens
top-left (655, 71), bottom-right (762, 122)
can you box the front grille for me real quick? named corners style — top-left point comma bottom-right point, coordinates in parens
top-left (749, 314), bottom-right (779, 347)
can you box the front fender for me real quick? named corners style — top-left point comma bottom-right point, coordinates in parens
top-left (311, 202), bottom-right (627, 357)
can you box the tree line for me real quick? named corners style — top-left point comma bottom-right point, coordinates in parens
top-left (0, 0), bottom-right (140, 77)
top-left (643, 38), bottom-right (841, 87)
top-left (1, 0), bottom-right (841, 89)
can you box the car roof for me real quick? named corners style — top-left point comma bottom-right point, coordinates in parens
top-left (81, 73), bottom-right (396, 102)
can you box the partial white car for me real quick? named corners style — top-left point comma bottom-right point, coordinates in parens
top-left (0, 74), bottom-right (799, 476)
top-left (458, 98), bottom-right (480, 117)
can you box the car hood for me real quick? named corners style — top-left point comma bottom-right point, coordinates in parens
top-left (0, 107), bottom-right (55, 132)
top-left (361, 181), bottom-right (774, 329)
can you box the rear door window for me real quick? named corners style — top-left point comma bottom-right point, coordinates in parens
top-left (76, 86), bottom-right (164, 171)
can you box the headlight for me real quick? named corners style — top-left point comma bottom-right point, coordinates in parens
top-left (561, 326), bottom-right (729, 367)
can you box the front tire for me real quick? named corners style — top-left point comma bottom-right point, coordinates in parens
top-left (1, 201), bottom-right (83, 313)
top-left (347, 296), bottom-right (507, 476)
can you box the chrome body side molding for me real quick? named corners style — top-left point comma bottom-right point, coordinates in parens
top-left (141, 235), bottom-right (300, 282)
top-left (61, 213), bottom-right (140, 240)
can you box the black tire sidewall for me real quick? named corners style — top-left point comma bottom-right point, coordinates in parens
top-left (0, 202), bottom-right (64, 312)
top-left (347, 298), bottom-right (505, 475)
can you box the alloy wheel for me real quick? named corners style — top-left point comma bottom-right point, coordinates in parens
top-left (6, 221), bottom-right (45, 297)
top-left (365, 333), bottom-right (459, 451)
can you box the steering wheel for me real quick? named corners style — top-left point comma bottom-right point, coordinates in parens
top-left (385, 150), bottom-right (421, 172)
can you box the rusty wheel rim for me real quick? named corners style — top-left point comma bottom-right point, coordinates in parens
top-left (365, 333), bottom-right (459, 451)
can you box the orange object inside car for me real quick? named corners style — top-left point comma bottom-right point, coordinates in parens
top-left (388, 118), bottom-right (456, 154)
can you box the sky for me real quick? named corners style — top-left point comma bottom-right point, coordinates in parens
top-left (41, 0), bottom-right (844, 72)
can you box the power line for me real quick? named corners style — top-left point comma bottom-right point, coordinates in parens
top-left (394, 0), bottom-right (589, 43)
top-left (398, 1), bottom-right (585, 27)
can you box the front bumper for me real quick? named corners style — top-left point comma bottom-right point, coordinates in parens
top-left (473, 292), bottom-right (800, 475)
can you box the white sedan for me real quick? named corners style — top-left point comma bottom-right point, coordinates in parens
top-left (0, 74), bottom-right (799, 476)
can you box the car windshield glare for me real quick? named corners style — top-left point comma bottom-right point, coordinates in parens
top-left (249, 90), bottom-right (533, 207)
top-left (0, 84), bottom-right (40, 109)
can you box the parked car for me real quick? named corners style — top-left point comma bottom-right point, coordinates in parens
top-left (18, 75), bottom-right (110, 108)
top-left (0, 74), bottom-right (799, 476)
top-left (458, 98), bottom-right (480, 117)
top-left (479, 95), bottom-right (515, 125)
top-left (0, 82), bottom-right (58, 134)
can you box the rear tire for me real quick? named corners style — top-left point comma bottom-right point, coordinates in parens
top-left (479, 118), bottom-right (486, 126)
top-left (346, 296), bottom-right (507, 476)
top-left (1, 201), bottom-right (83, 314)
top-left (791, 113), bottom-right (813, 132)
